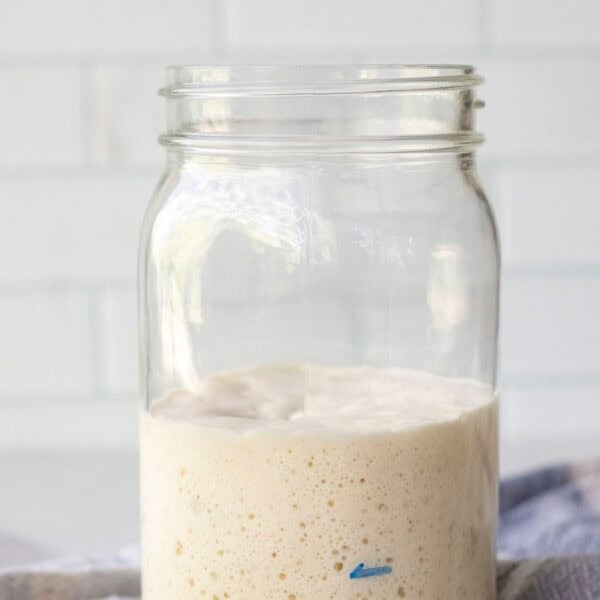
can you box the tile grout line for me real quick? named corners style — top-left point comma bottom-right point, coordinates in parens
top-left (79, 59), bottom-right (95, 168)
top-left (212, 0), bottom-right (228, 57)
top-left (477, 0), bottom-right (493, 53)
top-left (3, 155), bottom-right (600, 183)
top-left (0, 166), bottom-right (157, 181)
top-left (6, 44), bottom-right (600, 65)
top-left (479, 155), bottom-right (600, 168)
top-left (502, 264), bottom-right (600, 278)
top-left (3, 263), bottom-right (600, 298)
top-left (503, 372), bottom-right (600, 386)
top-left (87, 288), bottom-right (107, 403)
top-left (0, 281), bottom-right (135, 294)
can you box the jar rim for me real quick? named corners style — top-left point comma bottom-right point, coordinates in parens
top-left (159, 133), bottom-right (485, 155)
top-left (161, 64), bottom-right (483, 97)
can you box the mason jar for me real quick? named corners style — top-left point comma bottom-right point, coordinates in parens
top-left (139, 65), bottom-right (500, 600)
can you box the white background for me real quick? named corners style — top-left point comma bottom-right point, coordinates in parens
top-left (1, 0), bottom-right (599, 564)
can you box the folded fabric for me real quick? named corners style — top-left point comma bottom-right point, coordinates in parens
top-left (0, 554), bottom-right (138, 600)
top-left (498, 557), bottom-right (600, 599)
top-left (2, 557), bottom-right (600, 600)
top-left (499, 460), bottom-right (600, 558)
top-left (494, 460), bottom-right (600, 598)
top-left (1, 461), bottom-right (599, 600)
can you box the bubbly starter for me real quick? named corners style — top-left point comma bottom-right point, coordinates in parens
top-left (141, 364), bottom-right (497, 600)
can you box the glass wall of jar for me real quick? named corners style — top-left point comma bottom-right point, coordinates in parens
top-left (139, 65), bottom-right (500, 600)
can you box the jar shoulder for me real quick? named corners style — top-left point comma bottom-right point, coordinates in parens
top-left (140, 161), bottom-right (499, 269)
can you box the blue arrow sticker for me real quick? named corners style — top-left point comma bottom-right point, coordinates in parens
top-left (349, 563), bottom-right (393, 579)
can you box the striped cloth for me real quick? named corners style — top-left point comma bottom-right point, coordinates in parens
top-left (1, 461), bottom-right (599, 600)
top-left (496, 460), bottom-right (600, 599)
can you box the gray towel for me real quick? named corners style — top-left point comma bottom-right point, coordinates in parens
top-left (499, 461), bottom-right (600, 558)
top-left (0, 555), bottom-right (138, 600)
top-left (3, 557), bottom-right (599, 600)
top-left (494, 460), bottom-right (600, 598)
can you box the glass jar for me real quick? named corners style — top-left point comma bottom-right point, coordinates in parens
top-left (139, 65), bottom-right (499, 600)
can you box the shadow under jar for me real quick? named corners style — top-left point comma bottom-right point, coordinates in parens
top-left (139, 65), bottom-right (500, 600)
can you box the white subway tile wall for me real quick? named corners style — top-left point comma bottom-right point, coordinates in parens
top-left (0, 291), bottom-right (94, 398)
top-left (0, 0), bottom-right (216, 56)
top-left (0, 66), bottom-right (85, 170)
top-left (502, 276), bottom-right (600, 379)
top-left (98, 288), bottom-right (138, 395)
top-left (498, 166), bottom-right (600, 267)
top-left (478, 57), bottom-right (600, 160)
top-left (0, 0), bottom-right (598, 453)
top-left (222, 0), bottom-right (480, 50)
top-left (492, 0), bottom-right (600, 47)
top-left (0, 176), bottom-right (154, 284)
top-left (90, 65), bottom-right (164, 169)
